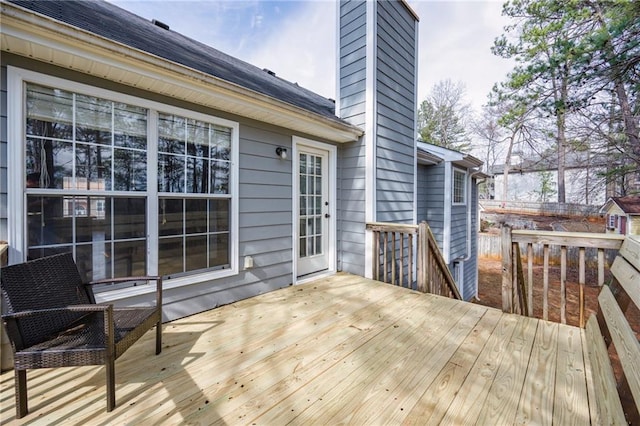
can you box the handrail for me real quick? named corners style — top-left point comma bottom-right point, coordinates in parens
top-left (502, 226), bottom-right (624, 327)
top-left (366, 221), bottom-right (461, 300)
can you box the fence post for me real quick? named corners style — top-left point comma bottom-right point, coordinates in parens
top-left (501, 225), bottom-right (513, 313)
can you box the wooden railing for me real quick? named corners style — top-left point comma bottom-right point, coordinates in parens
top-left (366, 221), bottom-right (461, 299)
top-left (501, 226), bottom-right (625, 327)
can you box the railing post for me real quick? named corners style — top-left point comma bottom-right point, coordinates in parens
top-left (501, 225), bottom-right (513, 313)
top-left (418, 221), bottom-right (428, 293)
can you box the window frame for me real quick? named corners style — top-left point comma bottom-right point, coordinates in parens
top-left (452, 168), bottom-right (467, 205)
top-left (8, 67), bottom-right (239, 297)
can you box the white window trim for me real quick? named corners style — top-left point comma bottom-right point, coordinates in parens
top-left (8, 66), bottom-right (239, 296)
top-left (452, 168), bottom-right (467, 206)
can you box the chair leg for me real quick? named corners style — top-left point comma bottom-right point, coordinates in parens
top-left (15, 369), bottom-right (28, 419)
top-left (156, 321), bottom-right (162, 355)
top-left (106, 358), bottom-right (115, 412)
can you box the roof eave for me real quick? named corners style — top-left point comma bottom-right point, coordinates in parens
top-left (1, 2), bottom-right (363, 143)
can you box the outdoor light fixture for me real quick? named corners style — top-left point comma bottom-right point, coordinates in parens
top-left (276, 147), bottom-right (288, 160)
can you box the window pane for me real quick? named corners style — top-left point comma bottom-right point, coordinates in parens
top-left (76, 144), bottom-right (112, 191)
top-left (159, 198), bottom-right (183, 236)
top-left (159, 237), bottom-right (183, 276)
top-left (187, 119), bottom-right (209, 157)
top-left (27, 195), bottom-right (70, 245)
top-left (75, 94), bottom-right (112, 145)
top-left (185, 198), bottom-right (208, 234)
top-left (158, 154), bottom-right (184, 193)
top-left (210, 161), bottom-right (230, 194)
top-left (186, 235), bottom-right (208, 271)
top-left (211, 125), bottom-right (231, 160)
top-left (209, 233), bottom-right (229, 268)
top-left (114, 149), bottom-right (147, 191)
top-left (114, 103), bottom-right (147, 149)
top-left (209, 199), bottom-right (229, 232)
top-left (158, 114), bottom-right (186, 154)
top-left (113, 198), bottom-right (146, 239)
top-left (26, 85), bottom-right (73, 140)
top-left (300, 237), bottom-right (307, 258)
top-left (25, 139), bottom-right (73, 189)
top-left (113, 240), bottom-right (146, 278)
top-left (187, 157), bottom-right (209, 194)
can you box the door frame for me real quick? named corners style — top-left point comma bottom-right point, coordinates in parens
top-left (292, 136), bottom-right (337, 283)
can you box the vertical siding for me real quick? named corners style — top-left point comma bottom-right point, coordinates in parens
top-left (0, 65), bottom-right (7, 242)
top-left (374, 0), bottom-right (415, 224)
top-left (463, 180), bottom-right (479, 300)
top-left (416, 163), bottom-right (445, 248)
top-left (338, 0), bottom-right (367, 275)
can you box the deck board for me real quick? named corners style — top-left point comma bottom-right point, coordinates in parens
top-left (0, 273), bottom-right (594, 425)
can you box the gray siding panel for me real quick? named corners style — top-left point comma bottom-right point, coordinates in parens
top-left (374, 0), bottom-right (416, 225)
top-left (450, 205), bottom-right (467, 260)
top-left (338, 0), bottom-right (367, 276)
top-left (417, 164), bottom-right (445, 248)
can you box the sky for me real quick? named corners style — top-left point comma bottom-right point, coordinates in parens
top-left (110, 0), bottom-right (515, 113)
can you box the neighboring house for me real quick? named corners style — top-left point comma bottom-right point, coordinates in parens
top-left (600, 196), bottom-right (640, 236)
top-left (0, 0), bottom-right (480, 324)
top-left (417, 143), bottom-right (484, 301)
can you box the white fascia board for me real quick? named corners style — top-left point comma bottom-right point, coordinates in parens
top-left (1, 3), bottom-right (363, 143)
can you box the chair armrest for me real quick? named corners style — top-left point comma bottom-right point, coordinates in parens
top-left (88, 276), bottom-right (163, 308)
top-left (2, 304), bottom-right (111, 320)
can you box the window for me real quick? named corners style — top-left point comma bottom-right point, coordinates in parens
top-left (14, 70), bottom-right (238, 285)
top-left (453, 169), bottom-right (466, 204)
top-left (608, 214), bottom-right (618, 230)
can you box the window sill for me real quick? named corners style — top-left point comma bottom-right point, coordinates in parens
top-left (94, 268), bottom-right (238, 303)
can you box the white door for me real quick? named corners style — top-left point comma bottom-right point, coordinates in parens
top-left (296, 146), bottom-right (331, 277)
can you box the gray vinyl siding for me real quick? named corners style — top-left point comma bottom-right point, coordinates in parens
top-left (450, 205), bottom-right (467, 261)
top-left (1, 55), bottom-right (303, 322)
top-left (416, 163), bottom-right (445, 249)
top-left (338, 0), bottom-right (367, 276)
top-left (0, 66), bottom-right (7, 243)
top-left (374, 0), bottom-right (416, 224)
top-left (463, 181), bottom-right (479, 300)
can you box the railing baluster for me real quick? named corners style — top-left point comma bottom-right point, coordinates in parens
top-left (374, 231), bottom-right (380, 281)
top-left (597, 248), bottom-right (605, 286)
top-left (400, 233), bottom-right (404, 287)
top-left (543, 244), bottom-right (549, 321)
top-left (383, 231), bottom-right (388, 283)
top-left (527, 243), bottom-right (533, 317)
top-left (579, 247), bottom-right (586, 328)
top-left (391, 232), bottom-right (396, 286)
top-left (560, 246), bottom-right (567, 324)
top-left (408, 233), bottom-right (413, 289)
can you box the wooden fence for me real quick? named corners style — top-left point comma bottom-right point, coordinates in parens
top-left (366, 222), bottom-right (461, 299)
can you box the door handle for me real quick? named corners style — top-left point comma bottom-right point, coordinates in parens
top-left (325, 213), bottom-right (330, 218)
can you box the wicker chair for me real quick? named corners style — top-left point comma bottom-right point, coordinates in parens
top-left (1, 252), bottom-right (162, 419)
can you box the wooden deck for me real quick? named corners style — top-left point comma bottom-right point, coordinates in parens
top-left (1, 273), bottom-right (594, 425)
